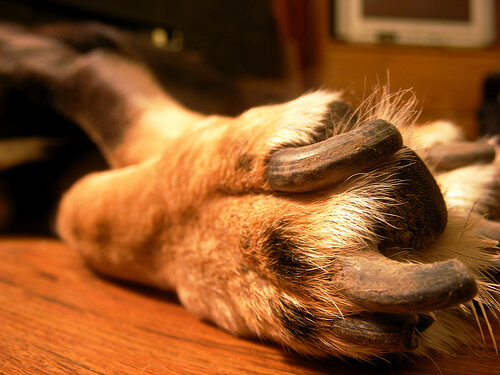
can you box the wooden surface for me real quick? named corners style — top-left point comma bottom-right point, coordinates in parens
top-left (0, 237), bottom-right (498, 374)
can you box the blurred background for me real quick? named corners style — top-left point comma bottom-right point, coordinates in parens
top-left (0, 0), bottom-right (499, 234)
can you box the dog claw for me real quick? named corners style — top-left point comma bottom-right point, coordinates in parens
top-left (340, 251), bottom-right (478, 314)
top-left (332, 313), bottom-right (420, 351)
top-left (267, 119), bottom-right (403, 192)
top-left (425, 141), bottom-right (496, 171)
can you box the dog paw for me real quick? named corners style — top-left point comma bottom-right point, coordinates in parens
top-left (153, 92), bottom-right (497, 359)
top-left (57, 88), bottom-right (499, 359)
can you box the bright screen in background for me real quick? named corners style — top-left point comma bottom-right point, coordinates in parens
top-left (363, 0), bottom-right (469, 21)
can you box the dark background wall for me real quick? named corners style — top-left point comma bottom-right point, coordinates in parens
top-left (0, 0), bottom-right (281, 78)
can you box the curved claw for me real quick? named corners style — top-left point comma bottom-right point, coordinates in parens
top-left (331, 313), bottom-right (420, 351)
top-left (266, 119), bottom-right (403, 193)
top-left (340, 250), bottom-right (478, 314)
top-left (425, 141), bottom-right (496, 171)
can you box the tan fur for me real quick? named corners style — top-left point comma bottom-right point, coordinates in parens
top-left (57, 87), bottom-right (500, 360)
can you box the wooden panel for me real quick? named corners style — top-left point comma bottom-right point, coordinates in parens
top-left (321, 44), bottom-right (500, 110)
top-left (312, 0), bottom-right (500, 139)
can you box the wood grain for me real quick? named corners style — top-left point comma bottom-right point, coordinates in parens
top-left (0, 237), bottom-right (498, 374)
